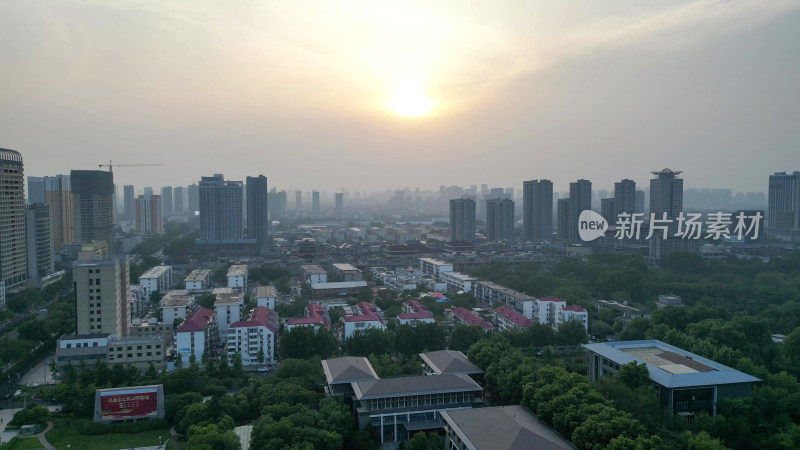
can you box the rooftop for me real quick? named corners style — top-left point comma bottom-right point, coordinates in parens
top-left (562, 305), bottom-right (586, 313)
top-left (352, 373), bottom-right (482, 400)
top-left (214, 293), bottom-right (244, 306)
top-left (177, 307), bottom-right (216, 332)
top-left (583, 340), bottom-right (762, 388)
top-left (300, 264), bottom-right (327, 274)
top-left (442, 271), bottom-right (477, 281)
top-left (322, 357), bottom-right (380, 385)
top-left (452, 307), bottom-right (492, 329)
top-left (441, 406), bottom-right (573, 450)
top-left (311, 281), bottom-right (368, 290)
top-left (419, 350), bottom-right (483, 375)
top-left (475, 281), bottom-right (536, 301)
top-left (332, 263), bottom-right (360, 272)
top-left (494, 306), bottom-right (535, 327)
top-left (230, 306), bottom-right (278, 333)
top-left (227, 265), bottom-right (248, 277)
top-left (539, 296), bottom-right (565, 303)
top-left (160, 290), bottom-right (195, 307)
top-left (140, 265), bottom-right (171, 279)
top-left (212, 287), bottom-right (234, 295)
top-left (255, 285), bottom-right (278, 298)
top-left (185, 269), bottom-right (210, 282)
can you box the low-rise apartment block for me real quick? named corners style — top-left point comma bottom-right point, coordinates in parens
top-left (176, 307), bottom-right (218, 363)
top-left (286, 303), bottom-right (331, 331)
top-left (139, 265), bottom-right (173, 296)
top-left (332, 263), bottom-right (363, 282)
top-left (450, 307), bottom-right (492, 331)
top-left (419, 258), bottom-right (454, 279)
top-left (300, 264), bottom-right (327, 284)
top-left (493, 306), bottom-right (535, 331)
top-left (255, 285), bottom-right (278, 309)
top-left (226, 265), bottom-right (248, 292)
top-left (227, 306), bottom-right (278, 366)
top-left (343, 302), bottom-right (386, 339)
top-left (214, 292), bottom-right (244, 334)
top-left (184, 269), bottom-right (211, 291)
top-left (129, 318), bottom-right (174, 348)
top-left (398, 300), bottom-right (435, 326)
top-left (160, 290), bottom-right (196, 324)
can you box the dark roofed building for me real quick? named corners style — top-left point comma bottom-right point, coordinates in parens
top-left (420, 350), bottom-right (483, 378)
top-left (441, 405), bottom-right (574, 450)
top-left (322, 356), bottom-right (380, 396)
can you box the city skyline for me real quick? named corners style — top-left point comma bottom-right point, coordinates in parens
top-left (2, 1), bottom-right (799, 192)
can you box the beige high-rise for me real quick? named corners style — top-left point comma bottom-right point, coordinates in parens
top-left (0, 148), bottom-right (27, 290)
top-left (75, 258), bottom-right (130, 337)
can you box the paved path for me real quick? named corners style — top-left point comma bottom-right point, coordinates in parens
top-left (233, 424), bottom-right (252, 450)
top-left (0, 408), bottom-right (16, 444)
top-left (36, 421), bottom-right (55, 449)
top-left (21, 354), bottom-right (58, 386)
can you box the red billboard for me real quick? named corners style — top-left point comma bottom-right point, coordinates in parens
top-left (99, 387), bottom-right (159, 420)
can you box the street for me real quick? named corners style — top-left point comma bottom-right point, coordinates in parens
top-left (21, 354), bottom-right (58, 387)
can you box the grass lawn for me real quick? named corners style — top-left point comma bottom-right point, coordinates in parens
top-left (0, 437), bottom-right (45, 450)
top-left (45, 421), bottom-right (170, 450)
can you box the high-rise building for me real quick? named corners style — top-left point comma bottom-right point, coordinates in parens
top-left (0, 149), bottom-right (28, 290)
top-left (556, 198), bottom-right (570, 241)
top-left (246, 175), bottom-right (269, 251)
top-left (25, 204), bottom-right (54, 281)
top-left (143, 186), bottom-right (153, 197)
top-left (489, 187), bottom-right (504, 199)
top-left (27, 176), bottom-right (46, 204)
top-left (335, 192), bottom-right (344, 213)
top-left (522, 179), bottom-right (553, 242)
top-left (268, 190), bottom-right (287, 219)
top-left (486, 198), bottom-right (514, 241)
top-left (650, 169), bottom-right (683, 219)
top-left (173, 186), bottom-right (185, 215)
top-left (635, 190), bottom-right (646, 214)
top-left (449, 198), bottom-right (476, 243)
top-left (123, 185), bottom-right (135, 221)
top-left (614, 179), bottom-right (636, 220)
top-left (600, 198), bottom-right (616, 225)
top-left (161, 186), bottom-right (173, 217)
top-left (43, 175), bottom-right (74, 249)
top-left (312, 190), bottom-right (320, 213)
top-left (188, 184), bottom-right (199, 213)
top-left (295, 191), bottom-right (303, 211)
top-left (74, 258), bottom-right (130, 337)
top-left (768, 171), bottom-right (800, 240)
top-left (72, 170), bottom-right (115, 255)
top-left (199, 174), bottom-right (244, 243)
top-left (136, 195), bottom-right (163, 236)
top-left (568, 179), bottom-right (592, 243)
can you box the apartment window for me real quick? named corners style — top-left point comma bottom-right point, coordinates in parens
top-left (127, 354), bottom-right (133, 358)
top-left (137, 346), bottom-right (142, 350)
top-left (65, 344), bottom-right (71, 348)
top-left (137, 353), bottom-right (142, 357)
top-left (147, 352), bottom-right (152, 356)
top-left (92, 342), bottom-right (98, 347)
top-left (127, 346), bottom-right (133, 350)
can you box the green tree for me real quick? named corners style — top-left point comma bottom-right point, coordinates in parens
top-left (448, 324), bottom-right (485, 352)
top-left (556, 320), bottom-right (588, 345)
top-left (187, 423), bottom-right (241, 450)
top-left (403, 431), bottom-right (443, 449)
top-left (617, 361), bottom-right (650, 389)
top-left (572, 406), bottom-right (646, 450)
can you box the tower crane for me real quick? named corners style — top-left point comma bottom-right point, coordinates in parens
top-left (99, 160), bottom-right (163, 172)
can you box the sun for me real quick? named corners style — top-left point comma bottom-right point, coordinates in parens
top-left (387, 79), bottom-right (433, 117)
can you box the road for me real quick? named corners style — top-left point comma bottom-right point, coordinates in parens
top-left (21, 355), bottom-right (58, 387)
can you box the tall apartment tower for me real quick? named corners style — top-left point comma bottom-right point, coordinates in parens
top-left (635, 190), bottom-right (646, 214)
top-left (135, 194), bottom-right (163, 236)
top-left (25, 204), bottom-right (54, 282)
top-left (600, 198), bottom-right (616, 225)
top-left (187, 184), bottom-right (200, 213)
top-left (768, 171), bottom-right (800, 240)
top-left (42, 175), bottom-right (74, 249)
top-left (123, 185), bottom-right (135, 221)
top-left (486, 198), bottom-right (515, 241)
top-left (522, 179), bottom-right (553, 242)
top-left (143, 186), bottom-right (153, 197)
top-left (556, 198), bottom-right (570, 241)
top-left (74, 258), bottom-right (130, 337)
top-left (568, 179), bottom-right (592, 243)
top-left (449, 198), bottom-right (476, 243)
top-left (268, 190), bottom-right (287, 219)
top-left (71, 170), bottom-right (115, 255)
top-left (335, 192), bottom-right (344, 213)
top-left (199, 174), bottom-right (244, 243)
top-left (173, 186), bottom-right (185, 215)
top-left (0, 149), bottom-right (28, 290)
top-left (649, 169), bottom-right (683, 219)
top-left (312, 190), bottom-right (320, 214)
top-left (246, 175), bottom-right (269, 251)
top-left (614, 179), bottom-right (636, 220)
top-left (295, 191), bottom-right (303, 211)
top-left (27, 176), bottom-right (46, 204)
top-left (161, 186), bottom-right (173, 217)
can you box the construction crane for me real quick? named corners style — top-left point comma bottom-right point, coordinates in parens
top-left (99, 160), bottom-right (163, 172)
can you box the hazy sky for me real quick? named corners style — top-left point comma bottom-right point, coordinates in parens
top-left (2, 0), bottom-right (799, 193)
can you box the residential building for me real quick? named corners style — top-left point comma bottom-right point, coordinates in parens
top-left (188, 183), bottom-right (199, 213)
top-left (0, 281), bottom-right (6, 308)
top-left (556, 198), bottom-right (569, 241)
top-left (440, 271), bottom-right (476, 293)
top-left (255, 285), bottom-right (278, 309)
top-left (214, 292), bottom-right (244, 335)
top-left (139, 265), bottom-right (173, 296)
top-left (176, 307), bottom-right (218, 363)
top-left (123, 185), bottom-right (135, 221)
top-left (268, 189), bottom-right (287, 220)
top-left (160, 289), bottom-right (196, 324)
top-left (343, 302), bottom-right (386, 339)
top-left (568, 179), bottom-right (591, 243)
top-left (441, 405), bottom-right (573, 450)
top-left (27, 176), bottom-right (45, 204)
top-left (449, 198), bottom-right (476, 243)
top-left (300, 264), bottom-right (327, 284)
top-left (184, 269), bottom-right (211, 291)
top-left (532, 297), bottom-right (566, 327)
top-left (129, 318), bottom-right (174, 348)
top-left (226, 264), bottom-right (247, 292)
top-left (43, 174), bottom-right (74, 248)
top-left (286, 303), bottom-right (331, 331)
top-left (398, 300), bottom-right (435, 326)
top-left (107, 335), bottom-right (166, 370)
top-left (635, 190), bottom-right (646, 214)
top-left (0, 148), bottom-right (28, 290)
top-left (335, 192), bottom-right (343, 213)
top-left (161, 186), bottom-right (173, 217)
top-left (419, 258), bottom-right (453, 279)
top-left (295, 190), bottom-right (302, 210)
top-left (584, 340), bottom-right (761, 416)
top-left (25, 204), bottom-right (54, 283)
top-left (486, 198), bottom-right (514, 241)
top-left (614, 179), bottom-right (636, 220)
top-left (473, 281), bottom-right (536, 311)
top-left (198, 174), bottom-right (245, 244)
top-left (71, 170), bottom-right (115, 255)
top-left (135, 194), bottom-right (163, 236)
top-left (650, 169), bottom-right (683, 219)
top-left (522, 179), bottom-right (553, 242)
top-left (557, 305), bottom-right (588, 330)
top-left (600, 198), bottom-right (616, 225)
top-left (312, 190), bottom-right (320, 213)
top-left (173, 186), bottom-right (185, 215)
top-left (74, 258), bottom-right (130, 337)
top-left (493, 306), bottom-right (534, 331)
top-left (450, 307), bottom-right (492, 331)
top-left (332, 263), bottom-right (362, 281)
top-left (246, 175), bottom-right (269, 252)
top-left (227, 306), bottom-right (279, 366)
top-left (768, 171), bottom-right (800, 241)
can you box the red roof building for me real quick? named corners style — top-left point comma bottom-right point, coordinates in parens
top-left (493, 305), bottom-right (535, 331)
top-left (450, 307), bottom-right (492, 330)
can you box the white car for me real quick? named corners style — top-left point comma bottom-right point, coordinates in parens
top-left (257, 367), bottom-right (268, 372)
